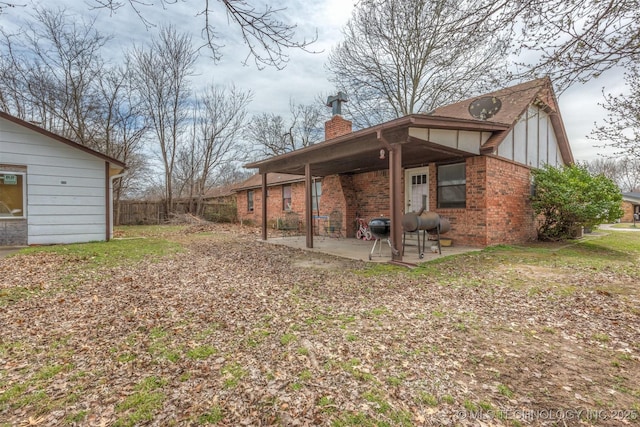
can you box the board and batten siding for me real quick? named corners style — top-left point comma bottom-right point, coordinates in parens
top-left (0, 117), bottom-right (108, 244)
top-left (497, 105), bottom-right (564, 168)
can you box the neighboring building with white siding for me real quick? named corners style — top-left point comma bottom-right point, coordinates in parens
top-left (0, 111), bottom-right (125, 246)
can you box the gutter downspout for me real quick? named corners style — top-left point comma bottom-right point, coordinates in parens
top-left (109, 171), bottom-right (126, 241)
top-left (261, 173), bottom-right (268, 241)
top-left (305, 164), bottom-right (313, 248)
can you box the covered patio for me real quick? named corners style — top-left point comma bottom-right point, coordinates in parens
top-left (246, 114), bottom-right (507, 264)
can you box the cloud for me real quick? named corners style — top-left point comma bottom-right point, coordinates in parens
top-left (11, 0), bottom-right (630, 163)
top-left (559, 70), bottom-right (626, 161)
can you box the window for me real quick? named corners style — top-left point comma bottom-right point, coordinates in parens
top-left (282, 184), bottom-right (292, 211)
top-left (312, 180), bottom-right (322, 212)
top-left (247, 190), bottom-right (254, 212)
top-left (0, 172), bottom-right (25, 218)
top-left (412, 174), bottom-right (427, 186)
top-left (437, 163), bottom-right (466, 209)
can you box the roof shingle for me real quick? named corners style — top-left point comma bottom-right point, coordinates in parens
top-left (429, 77), bottom-right (555, 126)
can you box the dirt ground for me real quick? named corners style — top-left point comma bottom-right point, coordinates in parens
top-left (0, 224), bottom-right (638, 426)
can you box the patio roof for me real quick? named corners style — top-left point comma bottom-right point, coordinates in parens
top-left (622, 192), bottom-right (640, 204)
top-left (245, 114), bottom-right (508, 176)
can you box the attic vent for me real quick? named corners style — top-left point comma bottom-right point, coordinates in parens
top-left (468, 96), bottom-right (502, 120)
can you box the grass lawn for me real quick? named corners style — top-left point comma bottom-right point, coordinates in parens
top-left (0, 223), bottom-right (638, 426)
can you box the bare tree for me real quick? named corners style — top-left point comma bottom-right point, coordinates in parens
top-left (130, 25), bottom-right (198, 213)
top-left (246, 100), bottom-right (325, 157)
top-left (617, 157), bottom-right (640, 192)
top-left (582, 158), bottom-right (620, 182)
top-left (327, 0), bottom-right (510, 128)
top-left (583, 157), bottom-right (640, 192)
top-left (0, 32), bottom-right (29, 117)
top-left (468, 0), bottom-right (640, 91)
top-left (192, 84), bottom-right (252, 214)
top-left (246, 113), bottom-right (288, 157)
top-left (215, 162), bottom-right (253, 186)
top-left (174, 84), bottom-right (251, 215)
top-left (0, 7), bottom-right (108, 145)
top-left (589, 65), bottom-right (640, 159)
top-left (96, 63), bottom-right (150, 221)
top-left (289, 101), bottom-right (325, 147)
top-left (84, 0), bottom-right (316, 69)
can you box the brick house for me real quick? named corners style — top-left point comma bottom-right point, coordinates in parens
top-left (242, 78), bottom-right (574, 262)
top-left (235, 173), bottom-right (307, 227)
top-left (621, 192), bottom-right (640, 223)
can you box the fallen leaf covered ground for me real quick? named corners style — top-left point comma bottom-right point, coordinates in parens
top-left (0, 224), bottom-right (638, 426)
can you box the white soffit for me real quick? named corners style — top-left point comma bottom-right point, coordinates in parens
top-left (408, 127), bottom-right (482, 154)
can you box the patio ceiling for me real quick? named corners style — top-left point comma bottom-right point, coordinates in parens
top-left (246, 114), bottom-right (510, 177)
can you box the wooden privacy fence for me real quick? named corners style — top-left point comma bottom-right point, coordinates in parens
top-left (116, 201), bottom-right (237, 225)
top-left (116, 201), bottom-right (166, 225)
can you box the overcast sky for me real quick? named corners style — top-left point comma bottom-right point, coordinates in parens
top-left (4, 0), bottom-right (627, 162)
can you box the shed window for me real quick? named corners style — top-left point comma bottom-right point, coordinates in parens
top-left (0, 172), bottom-right (25, 218)
top-left (247, 190), bottom-right (254, 212)
top-left (437, 163), bottom-right (466, 209)
top-left (282, 184), bottom-right (292, 211)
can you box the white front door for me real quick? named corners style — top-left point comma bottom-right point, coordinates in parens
top-left (404, 166), bottom-right (429, 214)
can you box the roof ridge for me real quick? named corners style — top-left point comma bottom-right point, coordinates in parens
top-left (0, 110), bottom-right (125, 168)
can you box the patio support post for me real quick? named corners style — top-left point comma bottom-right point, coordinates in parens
top-left (305, 163), bottom-right (314, 248)
top-left (261, 172), bottom-right (268, 241)
top-left (389, 144), bottom-right (403, 261)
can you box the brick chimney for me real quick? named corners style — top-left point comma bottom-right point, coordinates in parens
top-left (325, 92), bottom-right (352, 140)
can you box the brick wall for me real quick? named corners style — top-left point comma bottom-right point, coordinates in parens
top-left (237, 180), bottom-right (306, 228)
top-left (621, 201), bottom-right (638, 222)
top-left (0, 220), bottom-right (27, 246)
top-left (316, 175), bottom-right (348, 236)
top-left (429, 156), bottom-right (536, 246)
top-left (324, 116), bottom-right (352, 140)
top-left (236, 177), bottom-right (349, 234)
top-left (240, 155), bottom-right (537, 247)
top-left (351, 170), bottom-right (391, 220)
top-left (433, 158), bottom-right (486, 246)
top-left (339, 175), bottom-right (357, 236)
top-left (484, 156), bottom-right (536, 245)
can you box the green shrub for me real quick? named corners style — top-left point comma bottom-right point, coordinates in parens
top-left (531, 164), bottom-right (623, 241)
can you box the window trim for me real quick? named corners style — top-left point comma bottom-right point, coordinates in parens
top-left (437, 163), bottom-right (466, 209)
top-left (282, 184), bottom-right (292, 211)
top-left (247, 190), bottom-right (254, 212)
top-left (312, 180), bottom-right (322, 213)
top-left (0, 171), bottom-right (26, 219)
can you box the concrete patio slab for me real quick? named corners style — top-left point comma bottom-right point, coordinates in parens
top-left (263, 235), bottom-right (481, 265)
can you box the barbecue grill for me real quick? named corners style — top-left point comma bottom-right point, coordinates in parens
top-left (368, 217), bottom-right (392, 260)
